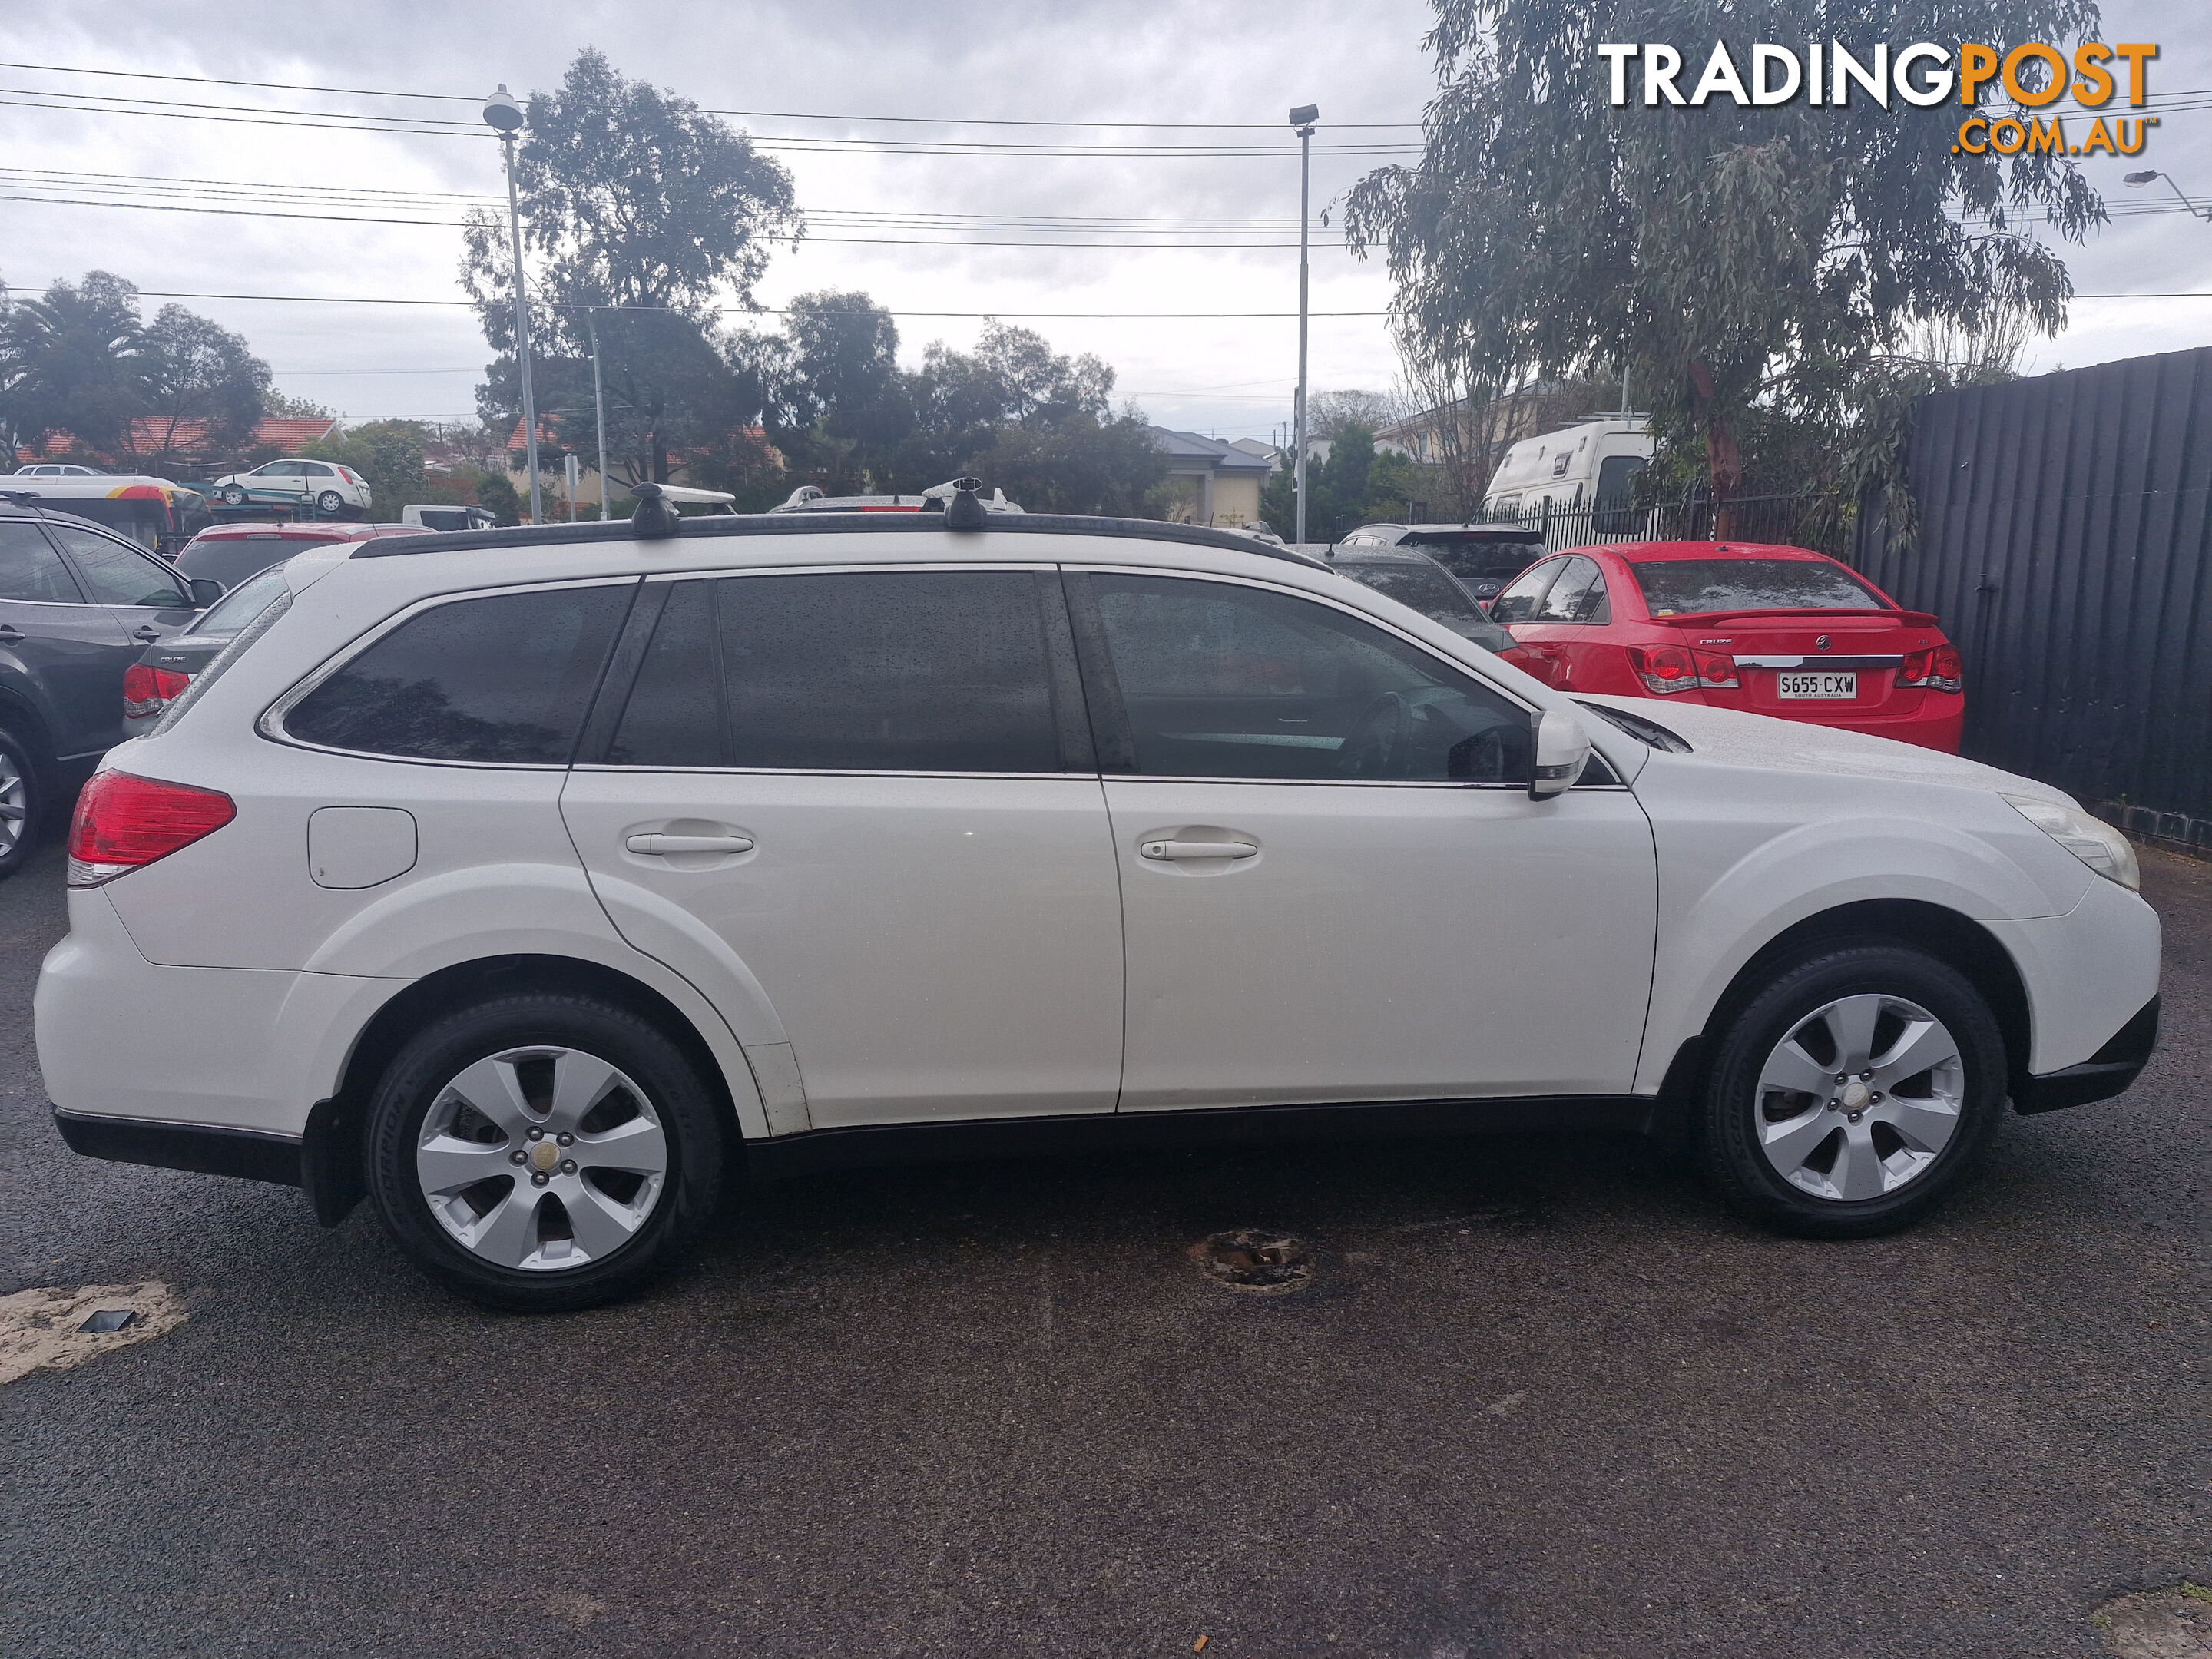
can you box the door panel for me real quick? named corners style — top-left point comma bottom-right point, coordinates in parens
top-left (1108, 779), bottom-right (1657, 1109)
top-left (563, 773), bottom-right (1124, 1125)
top-left (0, 523), bottom-right (137, 756)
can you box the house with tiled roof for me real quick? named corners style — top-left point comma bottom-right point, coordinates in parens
top-left (1148, 427), bottom-right (1274, 528)
top-left (18, 416), bottom-right (341, 469)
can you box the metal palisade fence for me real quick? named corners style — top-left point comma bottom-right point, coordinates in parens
top-left (1480, 492), bottom-right (1849, 557)
top-left (1855, 345), bottom-right (2212, 841)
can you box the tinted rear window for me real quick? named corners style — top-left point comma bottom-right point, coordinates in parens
top-left (180, 537), bottom-right (328, 590)
top-left (1336, 560), bottom-right (1482, 624)
top-left (608, 570), bottom-right (1066, 773)
top-left (288, 584), bottom-right (631, 763)
top-left (1629, 558), bottom-right (1884, 616)
top-left (1403, 535), bottom-right (1546, 583)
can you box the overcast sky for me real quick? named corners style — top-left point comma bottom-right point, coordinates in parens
top-left (4, 0), bottom-right (2206, 444)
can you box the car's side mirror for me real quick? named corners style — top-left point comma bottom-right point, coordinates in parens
top-left (1529, 707), bottom-right (1591, 799)
top-left (188, 578), bottom-right (224, 608)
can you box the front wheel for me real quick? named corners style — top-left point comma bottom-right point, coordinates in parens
top-left (315, 489), bottom-right (345, 515)
top-left (219, 484), bottom-right (247, 506)
top-left (365, 993), bottom-right (725, 1311)
top-left (1698, 945), bottom-right (2008, 1237)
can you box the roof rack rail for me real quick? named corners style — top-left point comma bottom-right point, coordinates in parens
top-left (352, 512), bottom-right (1333, 569)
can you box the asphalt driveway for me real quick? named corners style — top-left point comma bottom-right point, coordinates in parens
top-left (3, 829), bottom-right (2207, 1658)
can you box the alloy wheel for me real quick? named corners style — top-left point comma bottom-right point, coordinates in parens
top-left (0, 750), bottom-right (24, 855)
top-left (1753, 993), bottom-right (1965, 1202)
top-left (415, 1045), bottom-right (669, 1272)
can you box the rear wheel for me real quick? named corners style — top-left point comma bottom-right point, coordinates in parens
top-left (1699, 944), bottom-right (2008, 1237)
top-left (0, 727), bottom-right (38, 879)
top-left (315, 489), bottom-right (345, 515)
top-left (219, 484), bottom-right (247, 506)
top-left (365, 993), bottom-right (724, 1311)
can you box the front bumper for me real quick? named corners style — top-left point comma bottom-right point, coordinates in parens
top-left (2015, 995), bottom-right (2161, 1114)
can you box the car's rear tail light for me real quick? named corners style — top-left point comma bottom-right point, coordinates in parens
top-left (67, 771), bottom-right (235, 888)
top-left (1898, 644), bottom-right (1964, 693)
top-left (1692, 649), bottom-right (1738, 689)
top-left (1628, 644), bottom-right (1736, 693)
top-left (121, 664), bottom-right (192, 718)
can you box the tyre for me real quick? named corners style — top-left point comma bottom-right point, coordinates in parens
top-left (0, 727), bottom-right (38, 879)
top-left (220, 484), bottom-right (247, 506)
top-left (1698, 944), bottom-right (2008, 1237)
top-left (364, 993), bottom-right (724, 1311)
top-left (315, 489), bottom-right (344, 515)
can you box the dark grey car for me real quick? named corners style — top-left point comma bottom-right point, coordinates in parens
top-left (121, 561), bottom-right (295, 739)
top-left (1326, 545), bottom-right (1520, 654)
top-left (1338, 524), bottom-right (1548, 602)
top-left (0, 498), bottom-right (217, 876)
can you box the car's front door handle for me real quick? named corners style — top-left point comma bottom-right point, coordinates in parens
top-left (1139, 839), bottom-right (1259, 861)
top-left (625, 832), bottom-right (754, 856)
top-left (0, 624), bottom-right (20, 643)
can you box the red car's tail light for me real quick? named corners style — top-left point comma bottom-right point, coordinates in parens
top-left (67, 771), bottom-right (235, 888)
top-left (121, 664), bottom-right (191, 718)
top-left (1899, 645), bottom-right (1965, 693)
top-left (1628, 644), bottom-right (1700, 693)
top-left (1692, 649), bottom-right (1739, 688)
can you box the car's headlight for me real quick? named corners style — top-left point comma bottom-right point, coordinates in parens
top-left (2002, 794), bottom-right (2141, 891)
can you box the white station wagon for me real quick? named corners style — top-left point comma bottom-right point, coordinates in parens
top-left (37, 487), bottom-right (2161, 1311)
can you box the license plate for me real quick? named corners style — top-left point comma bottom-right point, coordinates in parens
top-left (1778, 671), bottom-right (1857, 700)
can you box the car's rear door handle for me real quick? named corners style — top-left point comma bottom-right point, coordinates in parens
top-left (1139, 839), bottom-right (1259, 861)
top-left (625, 833), bottom-right (754, 856)
top-left (0, 624), bottom-right (20, 642)
top-left (132, 625), bottom-right (161, 641)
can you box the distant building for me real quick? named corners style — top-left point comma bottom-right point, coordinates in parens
top-left (1149, 428), bottom-right (1274, 528)
top-left (15, 416), bottom-right (342, 472)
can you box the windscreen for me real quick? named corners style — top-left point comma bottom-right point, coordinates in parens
top-left (1339, 560), bottom-right (1483, 624)
top-left (1629, 558), bottom-right (1885, 616)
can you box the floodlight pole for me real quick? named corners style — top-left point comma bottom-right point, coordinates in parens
top-left (1290, 104), bottom-right (1318, 545)
top-left (502, 134), bottom-right (543, 525)
top-left (588, 307), bottom-right (609, 521)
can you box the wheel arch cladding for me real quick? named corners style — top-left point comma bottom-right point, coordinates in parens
top-left (303, 953), bottom-right (739, 1228)
top-left (1694, 899), bottom-right (2033, 1108)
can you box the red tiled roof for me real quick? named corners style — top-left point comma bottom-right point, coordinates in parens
top-left (28, 416), bottom-right (340, 459)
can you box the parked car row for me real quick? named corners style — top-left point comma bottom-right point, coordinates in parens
top-left (35, 489), bottom-right (2154, 1316)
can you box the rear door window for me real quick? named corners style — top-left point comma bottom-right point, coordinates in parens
top-left (1532, 555), bottom-right (1609, 624)
top-left (0, 522), bottom-right (87, 603)
top-left (1630, 558), bottom-right (1884, 616)
top-left (286, 582), bottom-right (633, 763)
top-left (607, 569), bottom-right (1078, 773)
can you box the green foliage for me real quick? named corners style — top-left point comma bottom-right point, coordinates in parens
top-left (306, 420), bottom-right (428, 516)
top-left (464, 49), bottom-right (798, 485)
top-left (473, 472), bottom-right (522, 525)
top-left (964, 412), bottom-right (1167, 515)
top-left (1260, 423), bottom-right (1428, 542)
top-left (0, 273), bottom-right (268, 466)
top-left (1346, 0), bottom-right (2104, 507)
top-left (263, 389), bottom-right (334, 420)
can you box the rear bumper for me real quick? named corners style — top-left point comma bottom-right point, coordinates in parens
top-left (2015, 995), bottom-right (2160, 1114)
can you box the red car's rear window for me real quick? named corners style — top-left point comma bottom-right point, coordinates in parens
top-left (1628, 558), bottom-right (1886, 616)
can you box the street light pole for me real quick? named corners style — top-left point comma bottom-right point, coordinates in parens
top-left (588, 307), bottom-right (609, 521)
top-left (483, 85), bottom-right (542, 525)
top-left (2123, 169), bottom-right (2212, 222)
top-left (1289, 104), bottom-right (1318, 546)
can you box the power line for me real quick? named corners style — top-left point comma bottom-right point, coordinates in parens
top-left (0, 58), bottom-right (1426, 130)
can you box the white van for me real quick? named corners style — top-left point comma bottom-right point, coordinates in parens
top-left (402, 504), bottom-right (498, 532)
top-left (1482, 416), bottom-right (1652, 521)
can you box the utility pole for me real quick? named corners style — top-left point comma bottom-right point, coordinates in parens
top-left (483, 85), bottom-right (542, 525)
top-left (588, 308), bottom-right (610, 521)
top-left (1290, 104), bottom-right (1318, 546)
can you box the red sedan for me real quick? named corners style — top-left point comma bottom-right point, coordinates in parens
top-left (1488, 541), bottom-right (1965, 753)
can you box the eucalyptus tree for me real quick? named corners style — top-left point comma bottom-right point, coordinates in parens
top-left (1346, 0), bottom-right (2105, 516)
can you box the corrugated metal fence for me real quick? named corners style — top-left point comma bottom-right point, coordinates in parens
top-left (1856, 346), bottom-right (2212, 835)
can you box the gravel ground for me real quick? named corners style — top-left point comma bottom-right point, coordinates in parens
top-left (2, 827), bottom-right (2206, 1658)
